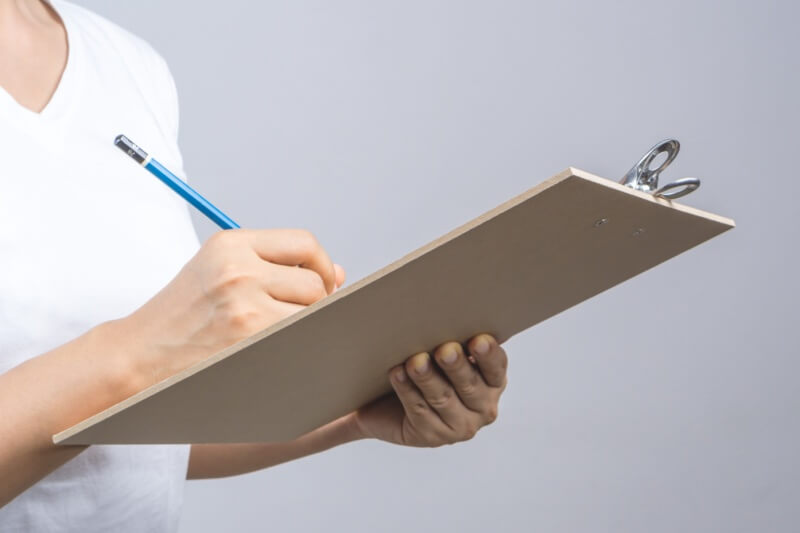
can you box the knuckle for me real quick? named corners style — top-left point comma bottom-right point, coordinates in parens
top-left (229, 312), bottom-right (259, 333)
top-left (203, 231), bottom-right (227, 249)
top-left (213, 264), bottom-right (253, 293)
top-left (484, 405), bottom-right (499, 425)
top-left (218, 302), bottom-right (263, 335)
top-left (456, 372), bottom-right (481, 397)
top-left (461, 423), bottom-right (479, 441)
top-left (303, 274), bottom-right (328, 301)
top-left (487, 369), bottom-right (505, 386)
top-left (409, 400), bottom-right (430, 418)
top-left (292, 229), bottom-right (319, 255)
top-left (425, 387), bottom-right (455, 410)
top-left (215, 262), bottom-right (243, 282)
top-left (205, 229), bottom-right (240, 250)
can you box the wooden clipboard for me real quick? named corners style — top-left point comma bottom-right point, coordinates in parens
top-left (54, 166), bottom-right (734, 445)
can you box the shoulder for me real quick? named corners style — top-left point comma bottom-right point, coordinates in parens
top-left (54, 1), bottom-right (173, 81)
top-left (54, 0), bottom-right (181, 139)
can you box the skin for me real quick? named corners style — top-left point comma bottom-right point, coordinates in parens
top-left (0, 0), bottom-right (509, 508)
top-left (0, 0), bottom-right (66, 113)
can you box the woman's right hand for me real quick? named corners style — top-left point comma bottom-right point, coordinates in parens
top-left (118, 228), bottom-right (345, 387)
top-left (0, 227), bottom-right (345, 505)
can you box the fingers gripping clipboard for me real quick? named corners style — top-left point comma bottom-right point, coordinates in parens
top-left (54, 140), bottom-right (734, 445)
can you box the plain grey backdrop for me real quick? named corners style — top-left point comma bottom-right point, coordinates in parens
top-left (77, 1), bottom-right (798, 531)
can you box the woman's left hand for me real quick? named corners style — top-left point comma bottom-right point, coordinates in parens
top-left (353, 334), bottom-right (508, 446)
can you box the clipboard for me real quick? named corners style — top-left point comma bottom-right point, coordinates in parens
top-left (54, 140), bottom-right (734, 445)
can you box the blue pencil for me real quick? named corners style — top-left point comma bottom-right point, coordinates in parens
top-left (114, 134), bottom-right (240, 230)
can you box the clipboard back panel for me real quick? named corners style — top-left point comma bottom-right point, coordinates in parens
top-left (55, 170), bottom-right (733, 444)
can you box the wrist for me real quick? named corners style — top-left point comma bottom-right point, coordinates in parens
top-left (348, 409), bottom-right (375, 441)
top-left (102, 307), bottom-right (206, 391)
top-left (312, 411), bottom-right (369, 447)
top-left (92, 315), bottom-right (179, 397)
top-left (86, 318), bottom-right (153, 400)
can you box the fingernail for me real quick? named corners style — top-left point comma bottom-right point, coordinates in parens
top-left (393, 367), bottom-right (406, 382)
top-left (411, 353), bottom-right (430, 375)
top-left (474, 337), bottom-right (490, 356)
top-left (440, 345), bottom-right (459, 366)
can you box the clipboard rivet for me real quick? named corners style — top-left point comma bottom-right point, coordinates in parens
top-left (593, 218), bottom-right (609, 228)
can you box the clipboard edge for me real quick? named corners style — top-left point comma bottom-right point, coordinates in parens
top-left (568, 167), bottom-right (736, 228)
top-left (53, 167), bottom-right (734, 444)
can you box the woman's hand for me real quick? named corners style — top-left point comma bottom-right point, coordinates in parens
top-left (353, 334), bottom-right (508, 447)
top-left (187, 333), bottom-right (508, 479)
top-left (122, 228), bottom-right (345, 387)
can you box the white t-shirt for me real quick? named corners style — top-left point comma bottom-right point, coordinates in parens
top-left (0, 1), bottom-right (200, 531)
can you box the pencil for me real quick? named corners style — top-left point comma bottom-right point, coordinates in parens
top-left (113, 134), bottom-right (240, 230)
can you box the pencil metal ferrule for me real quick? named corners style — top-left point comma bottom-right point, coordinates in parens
top-left (114, 134), bottom-right (149, 165)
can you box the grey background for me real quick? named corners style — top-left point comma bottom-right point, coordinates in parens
top-left (77, 1), bottom-right (798, 531)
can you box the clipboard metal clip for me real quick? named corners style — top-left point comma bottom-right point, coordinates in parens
top-left (620, 139), bottom-right (700, 200)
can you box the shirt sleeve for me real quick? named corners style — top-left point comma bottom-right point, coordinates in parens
top-left (150, 51), bottom-right (181, 147)
top-left (136, 44), bottom-right (187, 180)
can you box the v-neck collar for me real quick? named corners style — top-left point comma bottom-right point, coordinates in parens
top-left (0, 0), bottom-right (83, 128)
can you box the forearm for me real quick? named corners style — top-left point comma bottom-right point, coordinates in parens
top-left (0, 228), bottom-right (346, 504)
top-left (0, 319), bottom-right (154, 508)
top-left (187, 412), bottom-right (365, 479)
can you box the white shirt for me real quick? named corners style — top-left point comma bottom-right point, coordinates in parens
top-left (0, 1), bottom-right (200, 531)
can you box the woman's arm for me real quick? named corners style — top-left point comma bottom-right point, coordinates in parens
top-left (0, 319), bottom-right (153, 508)
top-left (187, 413), bottom-right (362, 479)
top-left (0, 228), bottom-right (341, 508)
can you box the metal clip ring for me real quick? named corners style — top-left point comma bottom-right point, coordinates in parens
top-left (619, 139), bottom-right (699, 199)
top-left (654, 177), bottom-right (700, 200)
top-left (620, 139), bottom-right (680, 193)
